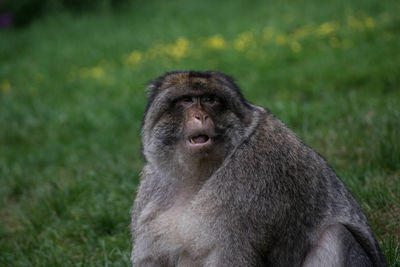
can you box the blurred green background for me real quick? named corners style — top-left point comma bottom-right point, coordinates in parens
top-left (0, 0), bottom-right (399, 265)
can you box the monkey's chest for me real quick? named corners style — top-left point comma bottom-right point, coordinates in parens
top-left (150, 204), bottom-right (201, 252)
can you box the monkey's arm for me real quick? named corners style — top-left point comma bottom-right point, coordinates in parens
top-left (131, 167), bottom-right (159, 232)
top-left (131, 199), bottom-right (165, 267)
top-left (302, 224), bottom-right (374, 267)
top-left (131, 168), bottom-right (163, 266)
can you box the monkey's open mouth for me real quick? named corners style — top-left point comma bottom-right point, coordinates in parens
top-left (189, 135), bottom-right (210, 145)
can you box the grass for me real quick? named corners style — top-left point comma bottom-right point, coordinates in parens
top-left (0, 0), bottom-right (399, 265)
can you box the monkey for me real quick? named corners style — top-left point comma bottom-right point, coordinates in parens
top-left (131, 70), bottom-right (387, 267)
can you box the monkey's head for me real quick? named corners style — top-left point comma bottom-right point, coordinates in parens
top-left (142, 71), bottom-right (254, 177)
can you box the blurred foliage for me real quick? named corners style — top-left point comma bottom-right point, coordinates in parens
top-left (0, 0), bottom-right (128, 27)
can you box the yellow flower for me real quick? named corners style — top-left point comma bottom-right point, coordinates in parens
top-left (90, 66), bottom-right (104, 79)
top-left (168, 37), bottom-right (190, 59)
top-left (203, 35), bottom-right (226, 50)
top-left (79, 66), bottom-right (105, 79)
top-left (364, 17), bottom-right (375, 29)
top-left (275, 34), bottom-right (288, 45)
top-left (1, 80), bottom-right (11, 93)
top-left (234, 31), bottom-right (255, 51)
top-left (125, 50), bottom-right (142, 65)
top-left (290, 41), bottom-right (302, 53)
top-left (316, 21), bottom-right (339, 36)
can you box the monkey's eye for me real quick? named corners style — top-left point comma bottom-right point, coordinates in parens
top-left (201, 95), bottom-right (218, 105)
top-left (181, 96), bottom-right (193, 103)
top-left (174, 96), bottom-right (194, 107)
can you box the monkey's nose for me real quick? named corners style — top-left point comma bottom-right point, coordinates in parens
top-left (195, 114), bottom-right (208, 123)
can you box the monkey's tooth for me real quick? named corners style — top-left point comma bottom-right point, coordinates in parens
top-left (190, 138), bottom-right (195, 144)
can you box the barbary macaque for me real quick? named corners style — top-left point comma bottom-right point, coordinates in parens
top-left (131, 70), bottom-right (386, 267)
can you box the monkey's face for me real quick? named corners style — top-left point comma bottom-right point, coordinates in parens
top-left (145, 92), bottom-right (227, 167)
top-left (142, 71), bottom-right (253, 176)
top-left (173, 94), bottom-right (225, 156)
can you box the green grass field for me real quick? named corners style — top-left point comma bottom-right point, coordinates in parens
top-left (1, 0), bottom-right (399, 265)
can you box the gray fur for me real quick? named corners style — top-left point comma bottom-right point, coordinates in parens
top-left (131, 71), bottom-right (386, 267)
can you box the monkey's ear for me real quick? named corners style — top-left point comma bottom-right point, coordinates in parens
top-left (146, 81), bottom-right (157, 97)
top-left (146, 72), bottom-right (172, 98)
top-left (146, 70), bottom-right (187, 97)
top-left (145, 75), bottom-right (165, 101)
